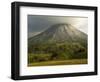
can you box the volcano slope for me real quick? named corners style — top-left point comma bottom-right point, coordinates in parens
top-left (28, 23), bottom-right (88, 66)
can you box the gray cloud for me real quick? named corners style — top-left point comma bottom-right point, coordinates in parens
top-left (28, 15), bottom-right (88, 38)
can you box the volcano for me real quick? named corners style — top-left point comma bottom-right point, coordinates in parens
top-left (29, 23), bottom-right (87, 44)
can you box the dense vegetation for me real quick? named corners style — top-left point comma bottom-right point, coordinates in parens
top-left (28, 42), bottom-right (87, 64)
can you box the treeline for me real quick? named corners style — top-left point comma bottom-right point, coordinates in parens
top-left (28, 42), bottom-right (87, 63)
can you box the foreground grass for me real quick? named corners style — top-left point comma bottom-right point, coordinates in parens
top-left (28, 59), bottom-right (87, 67)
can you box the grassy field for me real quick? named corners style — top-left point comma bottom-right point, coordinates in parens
top-left (28, 59), bottom-right (87, 67)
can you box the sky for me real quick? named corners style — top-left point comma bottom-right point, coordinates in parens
top-left (28, 15), bottom-right (88, 38)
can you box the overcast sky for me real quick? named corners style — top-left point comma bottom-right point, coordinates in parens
top-left (28, 15), bottom-right (88, 38)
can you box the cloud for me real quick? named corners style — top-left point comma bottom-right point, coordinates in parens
top-left (28, 15), bottom-right (88, 37)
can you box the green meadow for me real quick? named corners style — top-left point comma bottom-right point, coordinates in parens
top-left (28, 58), bottom-right (87, 66)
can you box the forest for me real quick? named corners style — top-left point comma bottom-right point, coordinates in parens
top-left (28, 42), bottom-right (87, 66)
